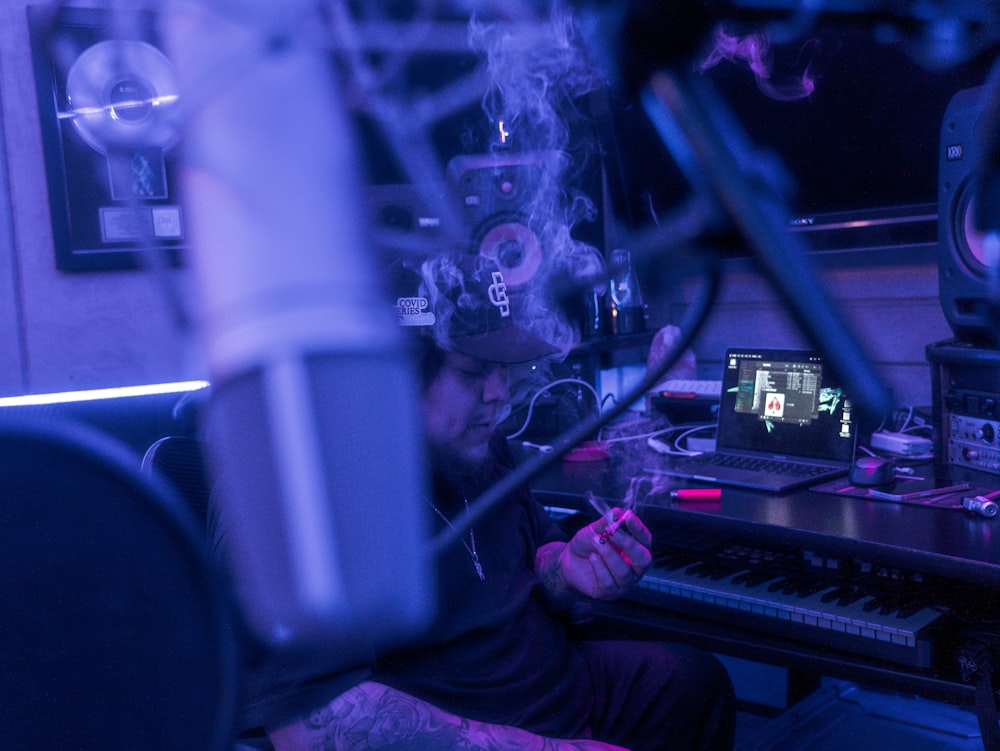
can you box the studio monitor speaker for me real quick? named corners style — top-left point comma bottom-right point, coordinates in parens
top-left (939, 85), bottom-right (1000, 347)
top-left (447, 153), bottom-right (553, 287)
top-left (446, 151), bottom-right (605, 286)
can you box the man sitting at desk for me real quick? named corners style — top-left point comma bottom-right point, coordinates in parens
top-left (220, 254), bottom-right (735, 751)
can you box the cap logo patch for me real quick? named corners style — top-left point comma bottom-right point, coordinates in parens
top-left (487, 271), bottom-right (510, 318)
top-left (395, 296), bottom-right (435, 327)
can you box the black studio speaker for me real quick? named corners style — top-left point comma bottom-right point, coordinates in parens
top-left (939, 85), bottom-right (1000, 347)
top-left (444, 151), bottom-right (607, 338)
top-left (446, 151), bottom-right (605, 291)
top-left (447, 152), bottom-right (556, 287)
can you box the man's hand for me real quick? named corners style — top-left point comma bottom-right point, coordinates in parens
top-left (545, 509), bottom-right (653, 601)
top-left (647, 324), bottom-right (697, 381)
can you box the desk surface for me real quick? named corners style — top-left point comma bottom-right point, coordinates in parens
top-left (521, 440), bottom-right (1000, 706)
top-left (526, 443), bottom-right (1000, 587)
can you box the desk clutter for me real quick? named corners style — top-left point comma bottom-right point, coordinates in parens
top-left (811, 474), bottom-right (994, 514)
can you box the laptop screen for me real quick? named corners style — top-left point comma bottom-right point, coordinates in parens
top-left (716, 349), bottom-right (856, 463)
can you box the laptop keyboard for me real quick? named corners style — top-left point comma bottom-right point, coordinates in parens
top-left (677, 453), bottom-right (834, 478)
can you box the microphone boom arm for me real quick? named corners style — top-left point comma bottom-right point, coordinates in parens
top-left (642, 69), bottom-right (893, 423)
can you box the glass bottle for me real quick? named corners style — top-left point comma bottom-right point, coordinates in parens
top-left (606, 248), bottom-right (645, 335)
top-left (582, 284), bottom-right (605, 338)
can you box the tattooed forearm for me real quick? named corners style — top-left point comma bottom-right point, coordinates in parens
top-left (535, 541), bottom-right (577, 606)
top-left (268, 681), bottom-right (606, 751)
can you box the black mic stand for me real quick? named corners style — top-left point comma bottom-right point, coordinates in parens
top-left (640, 68), bottom-right (893, 424)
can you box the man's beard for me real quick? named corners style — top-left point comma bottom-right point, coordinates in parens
top-left (427, 436), bottom-right (497, 500)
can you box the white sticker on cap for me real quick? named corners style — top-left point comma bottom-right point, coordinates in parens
top-left (488, 271), bottom-right (510, 318)
top-left (395, 296), bottom-right (435, 326)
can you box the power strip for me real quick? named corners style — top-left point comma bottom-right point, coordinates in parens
top-left (870, 430), bottom-right (932, 457)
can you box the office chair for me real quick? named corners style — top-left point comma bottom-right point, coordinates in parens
top-left (142, 434), bottom-right (214, 531)
top-left (0, 415), bottom-right (239, 750)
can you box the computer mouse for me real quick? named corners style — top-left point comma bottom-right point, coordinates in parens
top-left (849, 456), bottom-right (897, 487)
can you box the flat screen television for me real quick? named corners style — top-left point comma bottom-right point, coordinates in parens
top-left (604, 22), bottom-right (996, 256)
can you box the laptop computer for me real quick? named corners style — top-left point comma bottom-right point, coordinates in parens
top-left (647, 348), bottom-right (858, 492)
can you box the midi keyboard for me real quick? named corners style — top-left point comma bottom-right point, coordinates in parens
top-left (626, 528), bottom-right (954, 669)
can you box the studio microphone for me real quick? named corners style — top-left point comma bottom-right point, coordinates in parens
top-left (163, 1), bottom-right (433, 662)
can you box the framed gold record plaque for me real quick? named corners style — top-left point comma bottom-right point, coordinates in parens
top-left (28, 6), bottom-right (186, 271)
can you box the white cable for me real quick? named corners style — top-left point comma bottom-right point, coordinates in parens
top-left (670, 423), bottom-right (715, 455)
top-left (600, 422), bottom-right (714, 457)
top-left (506, 378), bottom-right (601, 440)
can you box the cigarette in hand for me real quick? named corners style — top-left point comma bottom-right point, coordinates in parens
top-left (587, 492), bottom-right (629, 544)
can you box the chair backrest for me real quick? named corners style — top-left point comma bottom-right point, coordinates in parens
top-left (142, 435), bottom-right (213, 530)
top-left (0, 416), bottom-right (239, 750)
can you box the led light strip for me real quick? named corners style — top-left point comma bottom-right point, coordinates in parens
top-left (0, 380), bottom-right (210, 407)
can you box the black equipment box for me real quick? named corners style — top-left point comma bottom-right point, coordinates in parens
top-left (927, 339), bottom-right (1000, 477)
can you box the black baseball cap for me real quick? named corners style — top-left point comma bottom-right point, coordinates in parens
top-left (392, 255), bottom-right (559, 365)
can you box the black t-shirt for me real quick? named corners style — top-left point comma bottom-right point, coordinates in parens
top-left (221, 433), bottom-right (590, 737)
top-left (373, 435), bottom-right (591, 737)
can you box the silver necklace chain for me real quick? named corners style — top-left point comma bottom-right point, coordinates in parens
top-left (426, 497), bottom-right (485, 581)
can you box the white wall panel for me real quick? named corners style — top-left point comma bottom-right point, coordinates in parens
top-left (660, 257), bottom-right (952, 409)
top-left (0, 0), bottom-right (203, 396)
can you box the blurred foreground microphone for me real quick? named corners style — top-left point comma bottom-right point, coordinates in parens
top-left (163, 3), bottom-right (433, 661)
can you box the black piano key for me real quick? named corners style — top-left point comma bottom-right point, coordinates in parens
top-left (654, 552), bottom-right (698, 571)
top-left (732, 569), bottom-right (780, 587)
top-left (781, 578), bottom-right (806, 595)
top-left (895, 601), bottom-right (925, 619)
top-left (767, 577), bottom-right (791, 593)
top-left (793, 579), bottom-right (828, 598)
top-left (708, 563), bottom-right (746, 580)
top-left (684, 561), bottom-right (715, 578)
top-left (820, 587), bottom-right (843, 603)
top-left (837, 587), bottom-right (867, 607)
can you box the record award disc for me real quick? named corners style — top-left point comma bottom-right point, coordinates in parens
top-left (65, 40), bottom-right (180, 153)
